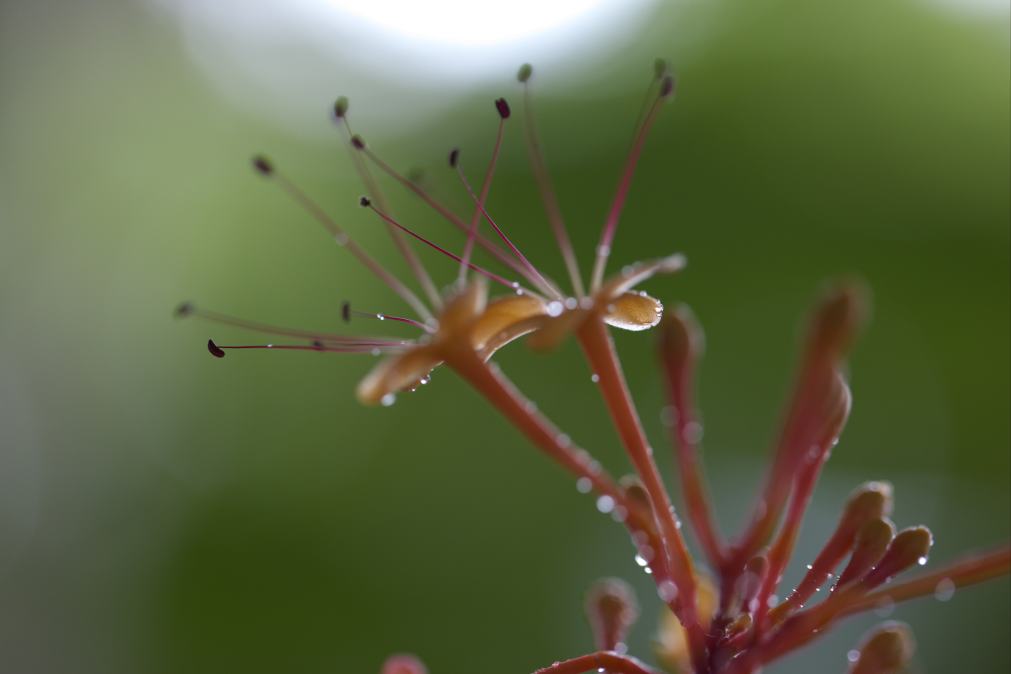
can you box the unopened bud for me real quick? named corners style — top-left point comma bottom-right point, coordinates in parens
top-left (844, 482), bottom-right (894, 529)
top-left (808, 282), bottom-right (869, 363)
top-left (863, 526), bottom-right (933, 588)
top-left (849, 622), bottom-right (915, 674)
top-left (585, 578), bottom-right (639, 651)
top-left (836, 518), bottom-right (895, 587)
top-left (380, 654), bottom-right (428, 674)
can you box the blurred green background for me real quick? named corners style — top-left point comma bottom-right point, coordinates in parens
top-left (1, 0), bottom-right (1008, 672)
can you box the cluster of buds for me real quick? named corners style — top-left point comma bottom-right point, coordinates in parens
top-left (179, 62), bottom-right (1010, 673)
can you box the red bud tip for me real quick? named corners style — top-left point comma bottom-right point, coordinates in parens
top-left (174, 302), bottom-right (195, 318)
top-left (809, 281), bottom-right (869, 362)
top-left (448, 148), bottom-right (460, 168)
top-left (341, 301), bottom-right (352, 323)
top-left (359, 196), bottom-right (372, 207)
top-left (351, 134), bottom-right (366, 150)
top-left (252, 155), bottom-right (274, 176)
top-left (653, 58), bottom-right (670, 79)
top-left (864, 526), bottom-right (933, 587)
top-left (835, 517), bottom-right (895, 588)
top-left (380, 654), bottom-right (428, 674)
top-left (517, 63), bottom-right (533, 83)
top-left (494, 97), bottom-right (511, 119)
top-left (844, 482), bottom-right (893, 526)
top-left (659, 75), bottom-right (675, 99)
top-left (207, 339), bottom-right (225, 358)
top-left (585, 578), bottom-right (639, 651)
top-left (333, 96), bottom-right (349, 119)
top-left (849, 622), bottom-right (915, 674)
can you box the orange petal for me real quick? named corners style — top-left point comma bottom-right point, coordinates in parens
top-left (604, 291), bottom-right (664, 331)
top-left (599, 253), bottom-right (686, 301)
top-left (526, 308), bottom-right (590, 351)
top-left (436, 278), bottom-right (488, 337)
top-left (355, 345), bottom-right (441, 405)
top-left (470, 294), bottom-right (547, 354)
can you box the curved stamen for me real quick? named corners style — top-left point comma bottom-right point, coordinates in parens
top-left (334, 106), bottom-right (443, 309)
top-left (458, 100), bottom-right (508, 285)
top-left (361, 198), bottom-right (535, 294)
top-left (453, 156), bottom-right (562, 299)
top-left (519, 64), bottom-right (586, 297)
top-left (340, 300), bottom-right (434, 333)
top-left (207, 338), bottom-right (409, 358)
top-left (589, 75), bottom-right (675, 292)
top-left (253, 157), bottom-right (435, 325)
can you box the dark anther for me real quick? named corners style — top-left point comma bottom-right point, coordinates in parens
top-left (517, 63), bottom-right (533, 83)
top-left (341, 301), bottom-right (352, 323)
top-left (351, 135), bottom-right (365, 150)
top-left (359, 196), bottom-right (371, 207)
top-left (252, 155), bottom-right (274, 176)
top-left (494, 98), bottom-right (511, 119)
top-left (448, 148), bottom-right (460, 168)
top-left (207, 339), bottom-right (226, 358)
top-left (660, 75), bottom-right (675, 99)
top-left (334, 96), bottom-right (349, 119)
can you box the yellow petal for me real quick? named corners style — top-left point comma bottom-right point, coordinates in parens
top-left (604, 291), bottom-right (664, 331)
top-left (599, 254), bottom-right (686, 301)
top-left (469, 294), bottom-right (547, 354)
top-left (436, 278), bottom-right (488, 337)
top-left (355, 345), bottom-right (441, 405)
top-left (526, 308), bottom-right (590, 351)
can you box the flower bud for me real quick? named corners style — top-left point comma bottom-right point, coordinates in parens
top-left (848, 622), bottom-right (915, 674)
top-left (835, 518), bottom-right (895, 588)
top-left (380, 654), bottom-right (428, 674)
top-left (585, 578), bottom-right (639, 651)
top-left (863, 526), bottom-right (933, 588)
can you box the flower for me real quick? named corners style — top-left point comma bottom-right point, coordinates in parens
top-left (180, 61), bottom-right (1010, 674)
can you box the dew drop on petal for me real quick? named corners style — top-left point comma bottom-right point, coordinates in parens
top-left (590, 373), bottom-right (600, 384)
top-left (917, 556), bottom-right (929, 566)
top-left (576, 477), bottom-right (593, 494)
top-left (634, 553), bottom-right (648, 568)
top-left (380, 393), bottom-right (396, 407)
top-left (934, 578), bottom-right (956, 602)
top-left (547, 301), bottom-right (564, 317)
top-left (847, 650), bottom-right (860, 664)
top-left (806, 564), bottom-right (814, 570)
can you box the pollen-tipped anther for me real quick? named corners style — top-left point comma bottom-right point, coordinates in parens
top-left (333, 96), bottom-right (349, 119)
top-left (585, 578), bottom-right (639, 652)
top-left (252, 155), bottom-right (274, 176)
top-left (495, 97), bottom-right (511, 119)
top-left (848, 622), bottom-right (915, 674)
top-left (517, 63), bottom-right (533, 83)
top-left (659, 75), bottom-right (676, 99)
top-left (207, 339), bottom-right (225, 358)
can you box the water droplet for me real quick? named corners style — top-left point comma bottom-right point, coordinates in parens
top-left (597, 244), bottom-right (611, 257)
top-left (643, 566), bottom-right (653, 575)
top-left (934, 578), bottom-right (956, 602)
top-left (596, 495), bottom-right (615, 514)
top-left (556, 433), bottom-right (571, 448)
top-left (547, 301), bottom-right (564, 317)
top-left (334, 233), bottom-right (349, 246)
top-left (377, 314), bottom-right (385, 320)
top-left (380, 393), bottom-right (396, 407)
top-left (660, 405), bottom-right (677, 427)
top-left (576, 478), bottom-right (592, 494)
top-left (847, 649), bottom-right (860, 663)
top-left (874, 598), bottom-right (895, 617)
top-left (917, 556), bottom-right (928, 566)
top-left (634, 553), bottom-right (649, 568)
top-left (684, 421), bottom-right (704, 443)
top-left (590, 373), bottom-right (600, 383)
top-left (806, 564), bottom-right (814, 570)
top-left (658, 580), bottom-right (678, 602)
top-left (564, 297), bottom-right (579, 310)
top-left (370, 348), bottom-right (381, 356)
top-left (766, 595), bottom-right (779, 608)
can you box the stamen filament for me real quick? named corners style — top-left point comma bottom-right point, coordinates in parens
top-left (362, 200), bottom-right (522, 292)
top-left (356, 144), bottom-right (531, 279)
top-left (337, 116), bottom-right (443, 309)
top-left (458, 112), bottom-right (506, 285)
top-left (179, 304), bottom-right (412, 346)
top-left (520, 74), bottom-right (585, 297)
top-left (589, 78), bottom-right (672, 292)
top-left (342, 302), bottom-right (433, 332)
top-left (259, 162), bottom-right (434, 324)
top-left (454, 162), bottom-right (561, 298)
